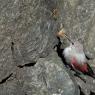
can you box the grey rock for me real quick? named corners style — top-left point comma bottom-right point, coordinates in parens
top-left (0, 0), bottom-right (95, 95)
top-left (0, 0), bottom-right (58, 66)
top-left (75, 72), bottom-right (95, 95)
top-left (0, 36), bottom-right (15, 81)
top-left (0, 52), bottom-right (79, 95)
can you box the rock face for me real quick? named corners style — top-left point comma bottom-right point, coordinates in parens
top-left (19, 52), bottom-right (79, 95)
top-left (0, 0), bottom-right (59, 66)
top-left (0, 52), bottom-right (80, 95)
top-left (0, 0), bottom-right (95, 95)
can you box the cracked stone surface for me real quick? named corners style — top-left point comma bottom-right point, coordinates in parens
top-left (0, 0), bottom-right (58, 66)
top-left (0, 52), bottom-right (80, 95)
top-left (0, 0), bottom-right (95, 95)
top-left (75, 75), bottom-right (95, 95)
top-left (0, 36), bottom-right (15, 81)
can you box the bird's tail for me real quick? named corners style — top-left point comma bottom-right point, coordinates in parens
top-left (87, 63), bottom-right (95, 79)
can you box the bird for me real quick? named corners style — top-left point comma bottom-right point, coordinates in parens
top-left (56, 28), bottom-right (95, 80)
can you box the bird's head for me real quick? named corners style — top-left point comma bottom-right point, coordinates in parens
top-left (70, 41), bottom-right (84, 53)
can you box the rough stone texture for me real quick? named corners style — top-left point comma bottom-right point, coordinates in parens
top-left (0, 52), bottom-right (80, 95)
top-left (0, 0), bottom-right (59, 90)
top-left (0, 0), bottom-right (95, 95)
top-left (0, 36), bottom-right (15, 81)
top-left (75, 74), bottom-right (95, 95)
top-left (20, 52), bottom-right (79, 95)
top-left (0, 0), bottom-right (59, 66)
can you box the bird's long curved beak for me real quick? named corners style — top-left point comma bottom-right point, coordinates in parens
top-left (57, 29), bottom-right (74, 45)
top-left (64, 34), bottom-right (74, 45)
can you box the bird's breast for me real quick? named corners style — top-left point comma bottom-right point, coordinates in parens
top-left (63, 47), bottom-right (86, 63)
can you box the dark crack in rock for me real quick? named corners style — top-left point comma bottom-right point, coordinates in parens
top-left (14, 52), bottom-right (80, 95)
top-left (0, 52), bottom-right (80, 95)
top-left (0, 36), bottom-right (15, 81)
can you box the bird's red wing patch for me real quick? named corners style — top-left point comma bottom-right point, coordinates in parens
top-left (71, 57), bottom-right (88, 73)
top-left (80, 63), bottom-right (88, 72)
